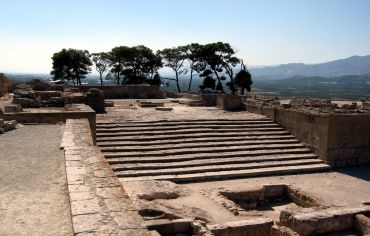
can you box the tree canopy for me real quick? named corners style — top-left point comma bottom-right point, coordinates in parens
top-left (234, 62), bottom-right (253, 95)
top-left (49, 42), bottom-right (252, 94)
top-left (51, 49), bottom-right (92, 86)
top-left (157, 46), bottom-right (188, 93)
top-left (91, 52), bottom-right (110, 86)
top-left (109, 45), bottom-right (162, 85)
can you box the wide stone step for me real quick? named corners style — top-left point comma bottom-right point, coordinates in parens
top-left (99, 139), bottom-right (300, 152)
top-left (96, 130), bottom-right (291, 141)
top-left (106, 148), bottom-right (312, 164)
top-left (96, 127), bottom-right (284, 137)
top-left (115, 159), bottom-right (325, 177)
top-left (101, 143), bottom-right (305, 157)
top-left (97, 135), bottom-right (296, 147)
top-left (110, 153), bottom-right (319, 171)
top-left (96, 118), bottom-right (271, 126)
top-left (96, 123), bottom-right (280, 133)
top-left (118, 164), bottom-right (331, 183)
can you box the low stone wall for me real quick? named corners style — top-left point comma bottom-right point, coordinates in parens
top-left (201, 94), bottom-right (218, 106)
top-left (76, 85), bottom-right (165, 99)
top-left (60, 119), bottom-right (150, 235)
top-left (244, 103), bottom-right (370, 167)
top-left (0, 104), bottom-right (96, 144)
top-left (180, 93), bottom-right (201, 100)
top-left (217, 95), bottom-right (242, 111)
top-left (280, 206), bottom-right (370, 236)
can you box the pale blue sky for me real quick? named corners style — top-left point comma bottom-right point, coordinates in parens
top-left (1, 0), bottom-right (370, 73)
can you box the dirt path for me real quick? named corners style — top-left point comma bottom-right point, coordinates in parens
top-left (0, 124), bottom-right (73, 236)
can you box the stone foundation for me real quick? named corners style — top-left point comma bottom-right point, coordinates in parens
top-left (76, 85), bottom-right (164, 99)
top-left (244, 103), bottom-right (370, 167)
top-left (217, 95), bottom-right (242, 111)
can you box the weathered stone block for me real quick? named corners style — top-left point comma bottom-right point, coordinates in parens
top-left (4, 104), bottom-right (23, 113)
top-left (355, 214), bottom-right (370, 235)
top-left (217, 95), bottom-right (242, 111)
top-left (279, 207), bottom-right (370, 236)
top-left (85, 88), bottom-right (105, 113)
top-left (362, 102), bottom-right (370, 110)
top-left (35, 91), bottom-right (62, 99)
top-left (208, 218), bottom-right (273, 236)
top-left (104, 101), bottom-right (114, 107)
top-left (3, 120), bottom-right (17, 131)
top-left (201, 94), bottom-right (217, 106)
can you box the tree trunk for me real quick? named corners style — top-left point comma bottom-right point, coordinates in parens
top-left (175, 71), bottom-right (181, 93)
top-left (241, 88), bottom-right (245, 95)
top-left (100, 73), bottom-right (103, 86)
top-left (117, 71), bottom-right (120, 85)
top-left (187, 67), bottom-right (194, 91)
top-left (213, 70), bottom-right (224, 93)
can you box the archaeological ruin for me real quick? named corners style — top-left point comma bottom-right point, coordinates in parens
top-left (1, 84), bottom-right (370, 236)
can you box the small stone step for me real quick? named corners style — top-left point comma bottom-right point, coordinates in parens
top-left (97, 135), bottom-right (296, 147)
top-left (115, 159), bottom-right (325, 177)
top-left (99, 139), bottom-right (300, 152)
top-left (106, 148), bottom-right (312, 164)
top-left (110, 153), bottom-right (319, 171)
top-left (96, 131), bottom-right (292, 142)
top-left (101, 143), bottom-right (306, 157)
top-left (118, 164), bottom-right (331, 183)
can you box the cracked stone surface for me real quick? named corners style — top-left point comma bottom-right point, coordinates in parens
top-left (61, 119), bottom-right (150, 235)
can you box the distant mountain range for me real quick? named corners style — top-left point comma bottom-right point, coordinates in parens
top-left (250, 55), bottom-right (370, 80)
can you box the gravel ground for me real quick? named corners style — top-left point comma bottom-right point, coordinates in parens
top-left (0, 124), bottom-right (73, 236)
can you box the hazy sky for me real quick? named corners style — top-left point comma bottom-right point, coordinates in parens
top-left (1, 0), bottom-right (370, 73)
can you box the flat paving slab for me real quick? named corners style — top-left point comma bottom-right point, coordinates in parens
top-left (0, 124), bottom-right (73, 235)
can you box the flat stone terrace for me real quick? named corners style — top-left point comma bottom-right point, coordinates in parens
top-left (97, 100), bottom-right (329, 182)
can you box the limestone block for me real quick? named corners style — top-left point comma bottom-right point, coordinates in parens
top-left (3, 120), bottom-right (17, 131)
top-left (279, 206), bottom-right (370, 236)
top-left (145, 219), bottom-right (193, 235)
top-left (201, 94), bottom-right (217, 106)
top-left (35, 91), bottom-right (62, 99)
top-left (104, 101), bottom-right (114, 107)
top-left (4, 104), bottom-right (23, 113)
top-left (85, 88), bottom-right (105, 113)
top-left (208, 218), bottom-right (274, 236)
top-left (362, 102), bottom-right (370, 110)
top-left (217, 95), bottom-right (242, 111)
top-left (355, 214), bottom-right (370, 235)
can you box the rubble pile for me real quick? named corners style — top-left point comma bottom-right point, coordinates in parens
top-left (13, 88), bottom-right (42, 108)
top-left (245, 97), bottom-right (370, 114)
top-left (0, 118), bottom-right (17, 134)
top-left (12, 85), bottom-right (66, 108)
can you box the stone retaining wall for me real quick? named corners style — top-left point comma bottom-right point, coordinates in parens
top-left (0, 104), bottom-right (96, 144)
top-left (76, 85), bottom-right (165, 99)
top-left (60, 119), bottom-right (151, 235)
top-left (244, 103), bottom-right (370, 167)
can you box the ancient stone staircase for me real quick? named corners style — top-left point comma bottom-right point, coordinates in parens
top-left (96, 119), bottom-right (330, 183)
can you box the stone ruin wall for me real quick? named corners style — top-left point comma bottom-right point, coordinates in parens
top-left (76, 85), bottom-right (165, 99)
top-left (244, 103), bottom-right (370, 167)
